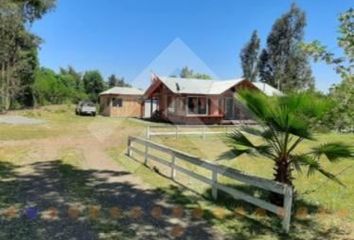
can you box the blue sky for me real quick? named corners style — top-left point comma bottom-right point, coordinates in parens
top-left (32, 0), bottom-right (352, 92)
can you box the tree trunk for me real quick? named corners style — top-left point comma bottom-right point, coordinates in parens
top-left (271, 157), bottom-right (293, 205)
top-left (0, 62), bottom-right (5, 111)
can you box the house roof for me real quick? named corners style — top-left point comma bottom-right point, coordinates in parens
top-left (157, 77), bottom-right (282, 96)
top-left (158, 77), bottom-right (245, 95)
top-left (252, 82), bottom-right (283, 96)
top-left (99, 86), bottom-right (144, 96)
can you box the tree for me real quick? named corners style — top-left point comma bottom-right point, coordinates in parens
top-left (14, 0), bottom-right (56, 22)
top-left (108, 74), bottom-right (118, 87)
top-left (179, 66), bottom-right (212, 79)
top-left (0, 0), bottom-right (55, 110)
top-left (33, 67), bottom-right (71, 105)
top-left (108, 74), bottom-right (131, 87)
top-left (83, 70), bottom-right (105, 102)
top-left (180, 66), bottom-right (194, 78)
top-left (258, 4), bottom-right (314, 92)
top-left (59, 66), bottom-right (83, 91)
top-left (240, 30), bottom-right (260, 82)
top-left (301, 8), bottom-right (353, 131)
top-left (223, 90), bottom-right (353, 204)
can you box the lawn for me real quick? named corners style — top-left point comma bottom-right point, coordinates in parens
top-left (1, 106), bottom-right (353, 239)
top-left (109, 132), bottom-right (354, 240)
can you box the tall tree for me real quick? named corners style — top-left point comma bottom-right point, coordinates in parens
top-left (0, 0), bottom-right (55, 110)
top-left (107, 74), bottom-right (131, 87)
top-left (59, 65), bottom-right (84, 91)
top-left (240, 30), bottom-right (260, 82)
top-left (108, 74), bottom-right (118, 87)
top-left (179, 66), bottom-right (212, 79)
top-left (258, 4), bottom-right (314, 91)
top-left (83, 70), bottom-right (105, 102)
top-left (301, 8), bottom-right (353, 131)
top-left (180, 66), bottom-right (194, 78)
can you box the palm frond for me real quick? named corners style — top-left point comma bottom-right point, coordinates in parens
top-left (290, 154), bottom-right (305, 174)
top-left (237, 90), bottom-right (274, 123)
top-left (311, 142), bottom-right (354, 162)
top-left (292, 153), bottom-right (344, 186)
top-left (225, 130), bottom-right (274, 158)
top-left (278, 92), bottom-right (332, 120)
top-left (226, 130), bottom-right (255, 148)
top-left (239, 125), bottom-right (264, 137)
top-left (268, 107), bottom-right (314, 140)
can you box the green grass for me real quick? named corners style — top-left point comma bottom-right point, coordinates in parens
top-left (153, 133), bottom-right (354, 214)
top-left (0, 105), bottom-right (145, 141)
top-left (109, 132), bottom-right (354, 239)
top-left (1, 106), bottom-right (353, 239)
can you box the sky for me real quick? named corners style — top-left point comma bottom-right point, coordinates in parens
top-left (31, 0), bottom-right (353, 92)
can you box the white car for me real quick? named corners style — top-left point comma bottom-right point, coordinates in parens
top-left (75, 101), bottom-right (96, 116)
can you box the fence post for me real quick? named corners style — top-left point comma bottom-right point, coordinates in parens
top-left (282, 185), bottom-right (293, 233)
top-left (171, 152), bottom-right (176, 180)
top-left (175, 125), bottom-right (178, 139)
top-left (212, 169), bottom-right (218, 200)
top-left (146, 126), bottom-right (150, 139)
top-left (202, 126), bottom-right (206, 139)
top-left (127, 137), bottom-right (132, 157)
top-left (144, 144), bottom-right (148, 165)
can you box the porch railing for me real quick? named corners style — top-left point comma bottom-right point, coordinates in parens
top-left (146, 123), bottom-right (256, 139)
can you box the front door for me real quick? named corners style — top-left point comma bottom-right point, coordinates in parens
top-left (144, 99), bottom-right (158, 118)
top-left (224, 98), bottom-right (234, 120)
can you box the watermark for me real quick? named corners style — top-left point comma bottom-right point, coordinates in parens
top-left (170, 224), bottom-right (185, 238)
top-left (213, 207), bottom-right (227, 220)
top-left (150, 205), bottom-right (163, 220)
top-left (295, 207), bottom-right (308, 219)
top-left (234, 207), bottom-right (246, 219)
top-left (191, 207), bottom-right (204, 220)
top-left (25, 207), bottom-right (39, 220)
top-left (109, 207), bottom-right (122, 219)
top-left (129, 206), bottom-right (143, 219)
top-left (3, 206), bottom-right (18, 219)
top-left (2, 204), bottom-right (347, 225)
top-left (68, 206), bottom-right (81, 220)
top-left (171, 205), bottom-right (184, 219)
top-left (88, 205), bottom-right (101, 220)
top-left (41, 207), bottom-right (58, 220)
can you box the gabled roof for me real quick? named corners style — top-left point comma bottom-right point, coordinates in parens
top-left (145, 75), bottom-right (283, 97)
top-left (99, 86), bottom-right (143, 96)
top-left (252, 82), bottom-right (283, 96)
top-left (157, 77), bottom-right (245, 95)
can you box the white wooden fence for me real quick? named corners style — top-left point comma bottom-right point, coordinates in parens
top-left (146, 124), bottom-right (255, 139)
top-left (127, 136), bottom-right (293, 233)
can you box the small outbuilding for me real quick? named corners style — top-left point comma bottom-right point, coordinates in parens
top-left (99, 87), bottom-right (144, 117)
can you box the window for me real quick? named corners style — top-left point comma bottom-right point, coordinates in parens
top-left (177, 97), bottom-right (185, 114)
top-left (167, 96), bottom-right (175, 113)
top-left (112, 98), bottom-right (123, 107)
top-left (187, 97), bottom-right (207, 115)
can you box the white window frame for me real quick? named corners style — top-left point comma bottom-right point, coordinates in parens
top-left (186, 96), bottom-right (209, 116)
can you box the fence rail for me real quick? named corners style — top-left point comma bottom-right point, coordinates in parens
top-left (146, 123), bottom-right (256, 139)
top-left (127, 136), bottom-right (293, 233)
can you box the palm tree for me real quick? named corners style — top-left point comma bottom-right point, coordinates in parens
top-left (225, 90), bottom-right (353, 203)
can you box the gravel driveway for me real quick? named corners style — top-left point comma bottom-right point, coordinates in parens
top-left (0, 116), bottom-right (46, 125)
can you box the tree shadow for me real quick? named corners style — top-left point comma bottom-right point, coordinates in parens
top-left (0, 160), bottom-right (219, 240)
top-left (124, 153), bottom-right (352, 239)
top-left (200, 183), bottom-right (349, 240)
